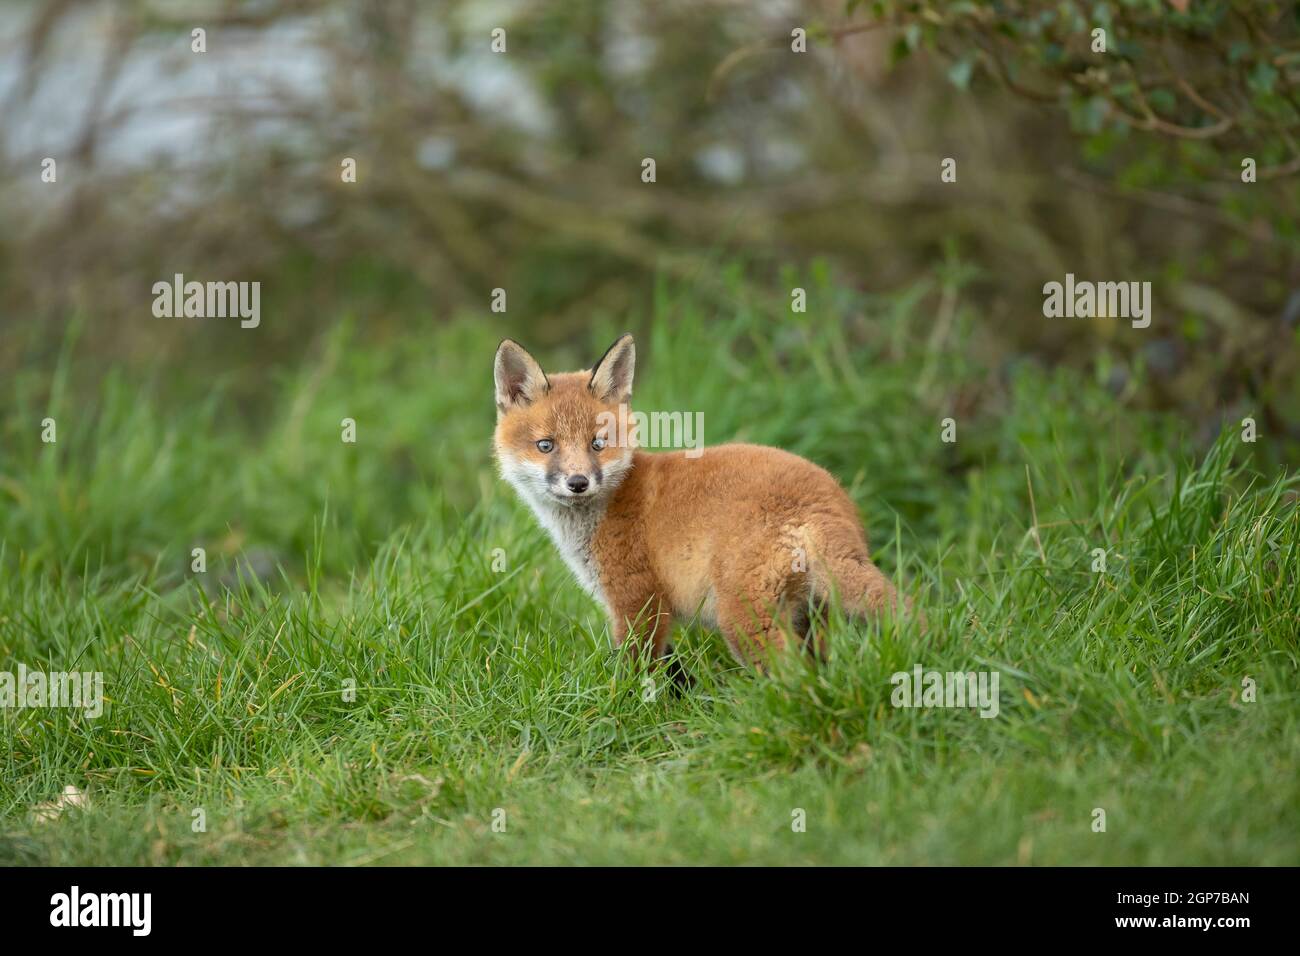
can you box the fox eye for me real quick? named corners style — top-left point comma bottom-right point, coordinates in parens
top-left (591, 436), bottom-right (607, 451)
top-left (536, 439), bottom-right (554, 453)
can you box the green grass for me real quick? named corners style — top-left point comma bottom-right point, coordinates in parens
top-left (1, 271), bottom-right (1297, 865)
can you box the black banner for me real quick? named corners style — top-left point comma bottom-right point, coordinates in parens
top-left (0, 866), bottom-right (1282, 942)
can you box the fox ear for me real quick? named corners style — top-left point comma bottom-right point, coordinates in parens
top-left (588, 333), bottom-right (635, 404)
top-left (494, 339), bottom-right (548, 414)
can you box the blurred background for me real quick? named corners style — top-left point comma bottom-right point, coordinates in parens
top-left (1, 0), bottom-right (1297, 447)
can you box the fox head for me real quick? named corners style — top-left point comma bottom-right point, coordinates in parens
top-left (493, 333), bottom-right (637, 510)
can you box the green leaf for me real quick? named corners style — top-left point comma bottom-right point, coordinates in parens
top-left (1248, 61), bottom-right (1278, 95)
top-left (947, 56), bottom-right (975, 90)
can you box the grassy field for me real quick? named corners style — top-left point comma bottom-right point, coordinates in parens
top-left (1, 273), bottom-right (1297, 865)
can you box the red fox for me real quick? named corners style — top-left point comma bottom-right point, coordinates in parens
top-left (493, 333), bottom-right (911, 671)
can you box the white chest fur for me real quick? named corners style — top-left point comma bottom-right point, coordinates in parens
top-left (519, 490), bottom-right (608, 608)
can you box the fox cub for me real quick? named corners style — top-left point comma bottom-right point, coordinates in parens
top-left (493, 333), bottom-right (910, 670)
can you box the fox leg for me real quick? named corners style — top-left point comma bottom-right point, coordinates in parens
top-left (712, 545), bottom-right (816, 669)
top-left (707, 526), bottom-right (822, 668)
top-left (607, 590), bottom-right (673, 666)
top-left (714, 590), bottom-right (810, 670)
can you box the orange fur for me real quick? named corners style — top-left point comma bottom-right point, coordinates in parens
top-left (493, 334), bottom-right (910, 671)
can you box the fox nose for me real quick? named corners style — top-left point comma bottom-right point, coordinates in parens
top-left (566, 475), bottom-right (590, 494)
